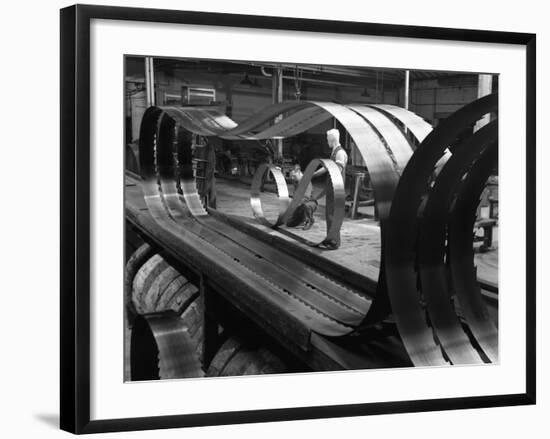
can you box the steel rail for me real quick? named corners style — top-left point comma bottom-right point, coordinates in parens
top-left (203, 215), bottom-right (372, 312)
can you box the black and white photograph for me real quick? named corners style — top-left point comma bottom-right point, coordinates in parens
top-left (52, 2), bottom-right (539, 435)
top-left (124, 56), bottom-right (500, 381)
top-left (1, 0), bottom-right (547, 436)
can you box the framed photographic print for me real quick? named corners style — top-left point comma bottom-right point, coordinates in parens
top-left (60, 4), bottom-right (536, 434)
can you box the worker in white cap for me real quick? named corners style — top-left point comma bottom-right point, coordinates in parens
top-left (312, 128), bottom-right (348, 180)
top-left (309, 128), bottom-right (348, 249)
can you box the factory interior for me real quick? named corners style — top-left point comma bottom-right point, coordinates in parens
top-left (124, 56), bottom-right (499, 380)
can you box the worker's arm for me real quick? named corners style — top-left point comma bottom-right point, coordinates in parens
top-left (312, 166), bottom-right (327, 178)
top-left (333, 149), bottom-right (348, 175)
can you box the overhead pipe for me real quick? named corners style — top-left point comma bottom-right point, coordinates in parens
top-left (404, 70), bottom-right (410, 110)
top-left (259, 65), bottom-right (395, 88)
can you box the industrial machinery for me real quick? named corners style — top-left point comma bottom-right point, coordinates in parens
top-left (125, 94), bottom-right (498, 380)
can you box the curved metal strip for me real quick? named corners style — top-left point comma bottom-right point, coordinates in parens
top-left (223, 101), bottom-right (310, 137)
top-left (138, 107), bottom-right (173, 220)
top-left (417, 122), bottom-right (498, 364)
top-left (249, 107), bottom-right (331, 140)
top-left (148, 116), bottom-right (208, 218)
top-left (448, 143), bottom-right (499, 362)
top-left (370, 104), bottom-right (451, 174)
top-left (159, 106), bottom-right (218, 136)
top-left (311, 101), bottom-right (400, 221)
top-left (125, 243), bottom-right (157, 327)
top-left (192, 107), bottom-right (239, 131)
top-left (250, 163), bottom-right (290, 227)
top-left (385, 93), bottom-right (497, 366)
top-left (177, 107), bottom-right (235, 135)
top-left (130, 312), bottom-right (203, 380)
top-left (155, 116), bottom-right (205, 220)
top-left (188, 105), bottom-right (330, 141)
top-left (172, 101), bottom-right (312, 139)
top-left (348, 104), bottom-right (413, 173)
top-left (371, 104), bottom-right (433, 144)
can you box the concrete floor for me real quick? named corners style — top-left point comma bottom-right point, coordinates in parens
top-left (214, 176), bottom-right (498, 287)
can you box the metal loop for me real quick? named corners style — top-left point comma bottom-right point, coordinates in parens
top-left (250, 163), bottom-right (290, 227)
top-left (250, 159), bottom-right (345, 247)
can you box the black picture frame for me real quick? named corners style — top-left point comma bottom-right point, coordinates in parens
top-left (60, 4), bottom-right (536, 434)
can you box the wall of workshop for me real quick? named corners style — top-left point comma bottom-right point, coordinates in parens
top-left (407, 77), bottom-right (480, 125)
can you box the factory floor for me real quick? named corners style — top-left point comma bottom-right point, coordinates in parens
top-left (214, 176), bottom-right (498, 288)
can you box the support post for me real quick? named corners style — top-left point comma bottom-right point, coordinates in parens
top-left (144, 56), bottom-right (155, 107)
top-left (404, 70), bottom-right (410, 110)
top-left (272, 66), bottom-right (284, 161)
top-left (474, 74), bottom-right (493, 131)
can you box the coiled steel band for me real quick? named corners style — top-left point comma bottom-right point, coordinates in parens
top-left (447, 143), bottom-right (499, 362)
top-left (371, 104), bottom-right (432, 143)
top-left (250, 163), bottom-right (290, 227)
top-left (347, 104), bottom-right (413, 173)
top-left (417, 122), bottom-right (498, 364)
top-left (385, 93), bottom-right (498, 366)
top-left (130, 311), bottom-right (203, 380)
top-left (372, 103), bottom-right (451, 173)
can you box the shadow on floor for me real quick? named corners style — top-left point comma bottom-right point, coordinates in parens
top-left (34, 413), bottom-right (59, 430)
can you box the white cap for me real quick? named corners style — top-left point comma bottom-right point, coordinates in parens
top-left (326, 128), bottom-right (340, 143)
